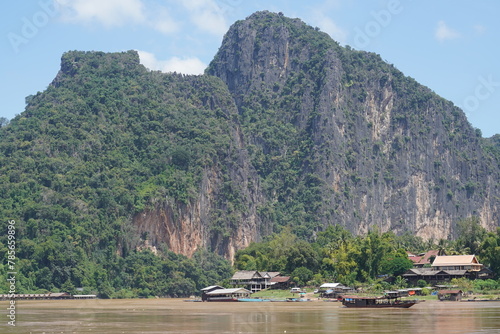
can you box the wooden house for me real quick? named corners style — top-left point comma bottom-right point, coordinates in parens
top-left (408, 250), bottom-right (439, 268)
top-left (431, 255), bottom-right (483, 271)
top-left (204, 288), bottom-right (251, 302)
top-left (438, 290), bottom-right (463, 301)
top-left (230, 271), bottom-right (281, 293)
top-left (318, 283), bottom-right (354, 297)
top-left (403, 254), bottom-right (490, 284)
top-left (269, 275), bottom-right (291, 289)
top-left (201, 285), bottom-right (224, 301)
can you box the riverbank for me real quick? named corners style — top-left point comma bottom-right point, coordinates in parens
top-left (2, 298), bottom-right (500, 334)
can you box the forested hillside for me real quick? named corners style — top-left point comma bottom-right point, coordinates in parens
top-left (0, 51), bottom-right (244, 297)
top-left (0, 11), bottom-right (499, 297)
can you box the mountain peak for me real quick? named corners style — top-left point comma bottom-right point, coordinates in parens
top-left (207, 10), bottom-right (340, 104)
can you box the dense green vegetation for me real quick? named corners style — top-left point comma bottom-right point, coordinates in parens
top-left (235, 217), bottom-right (500, 288)
top-left (0, 51), bottom-right (237, 297)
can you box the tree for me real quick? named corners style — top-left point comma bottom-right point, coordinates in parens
top-left (235, 254), bottom-right (257, 270)
top-left (0, 117), bottom-right (9, 127)
top-left (61, 278), bottom-right (77, 295)
top-left (456, 216), bottom-right (486, 255)
top-left (450, 278), bottom-right (473, 293)
top-left (355, 229), bottom-right (388, 279)
top-left (322, 241), bottom-right (359, 285)
top-left (380, 256), bottom-right (413, 277)
top-left (291, 267), bottom-right (313, 286)
top-left (171, 148), bottom-right (191, 170)
top-left (479, 228), bottom-right (500, 276)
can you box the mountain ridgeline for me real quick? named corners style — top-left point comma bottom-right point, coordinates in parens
top-left (1, 11), bottom-right (499, 293)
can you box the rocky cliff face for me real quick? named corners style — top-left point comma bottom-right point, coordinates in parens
top-left (207, 11), bottom-right (500, 241)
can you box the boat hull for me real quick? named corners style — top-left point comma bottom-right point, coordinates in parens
top-left (340, 296), bottom-right (418, 308)
top-left (342, 302), bottom-right (417, 308)
top-left (206, 298), bottom-right (239, 302)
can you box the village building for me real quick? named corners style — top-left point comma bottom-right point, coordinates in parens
top-left (204, 288), bottom-right (251, 302)
top-left (230, 271), bottom-right (284, 293)
top-left (72, 294), bottom-right (97, 299)
top-left (438, 289), bottom-right (463, 301)
top-left (403, 254), bottom-right (493, 285)
top-left (0, 292), bottom-right (72, 300)
top-left (408, 250), bottom-right (439, 268)
top-left (318, 283), bottom-right (354, 298)
top-left (269, 275), bottom-right (291, 289)
top-left (201, 285), bottom-right (225, 301)
top-left (432, 255), bottom-right (483, 271)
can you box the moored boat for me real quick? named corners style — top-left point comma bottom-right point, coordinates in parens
top-left (204, 288), bottom-right (252, 302)
top-left (339, 293), bottom-right (419, 308)
top-left (238, 298), bottom-right (271, 302)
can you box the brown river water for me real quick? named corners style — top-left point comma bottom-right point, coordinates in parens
top-left (2, 298), bottom-right (500, 333)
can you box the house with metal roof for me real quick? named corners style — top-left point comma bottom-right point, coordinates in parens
top-left (230, 271), bottom-right (282, 293)
top-left (201, 285), bottom-right (225, 301)
top-left (402, 268), bottom-right (470, 285)
top-left (438, 289), bottom-right (463, 301)
top-left (403, 254), bottom-right (493, 285)
top-left (318, 283), bottom-right (354, 297)
top-left (204, 288), bottom-right (251, 302)
top-left (408, 250), bottom-right (439, 268)
top-left (431, 255), bottom-right (483, 271)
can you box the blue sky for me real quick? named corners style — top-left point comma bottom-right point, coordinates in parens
top-left (1, 0), bottom-right (499, 137)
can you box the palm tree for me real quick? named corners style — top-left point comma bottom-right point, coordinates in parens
top-left (437, 239), bottom-right (448, 256)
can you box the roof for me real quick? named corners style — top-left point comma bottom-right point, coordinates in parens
top-left (270, 276), bottom-right (290, 283)
top-left (231, 271), bottom-right (262, 280)
top-left (231, 271), bottom-right (281, 280)
top-left (440, 270), bottom-right (468, 275)
top-left (403, 268), bottom-right (469, 276)
top-left (320, 283), bottom-right (344, 289)
top-left (409, 256), bottom-right (423, 264)
top-left (49, 292), bottom-right (70, 297)
top-left (408, 250), bottom-right (439, 265)
top-left (419, 250), bottom-right (439, 264)
top-left (261, 272), bottom-right (281, 278)
top-left (431, 255), bottom-right (482, 267)
top-left (201, 285), bottom-right (223, 291)
top-left (402, 268), bottom-right (436, 276)
top-left (438, 290), bottom-right (462, 295)
top-left (206, 288), bottom-right (251, 295)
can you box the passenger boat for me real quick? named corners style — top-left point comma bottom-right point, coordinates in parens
top-left (339, 292), bottom-right (419, 308)
top-left (204, 288), bottom-right (251, 302)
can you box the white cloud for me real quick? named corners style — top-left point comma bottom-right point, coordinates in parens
top-left (435, 20), bottom-right (461, 42)
top-left (148, 7), bottom-right (179, 35)
top-left (137, 50), bottom-right (206, 75)
top-left (181, 0), bottom-right (228, 35)
top-left (473, 24), bottom-right (486, 35)
top-left (314, 13), bottom-right (348, 44)
top-left (57, 0), bottom-right (145, 27)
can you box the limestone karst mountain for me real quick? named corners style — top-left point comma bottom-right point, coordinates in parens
top-left (1, 11), bottom-right (499, 294)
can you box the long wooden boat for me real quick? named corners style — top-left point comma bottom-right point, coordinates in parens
top-left (238, 298), bottom-right (271, 302)
top-left (339, 295), bottom-right (418, 308)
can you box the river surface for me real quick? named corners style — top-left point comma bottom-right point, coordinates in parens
top-left (2, 298), bottom-right (500, 333)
